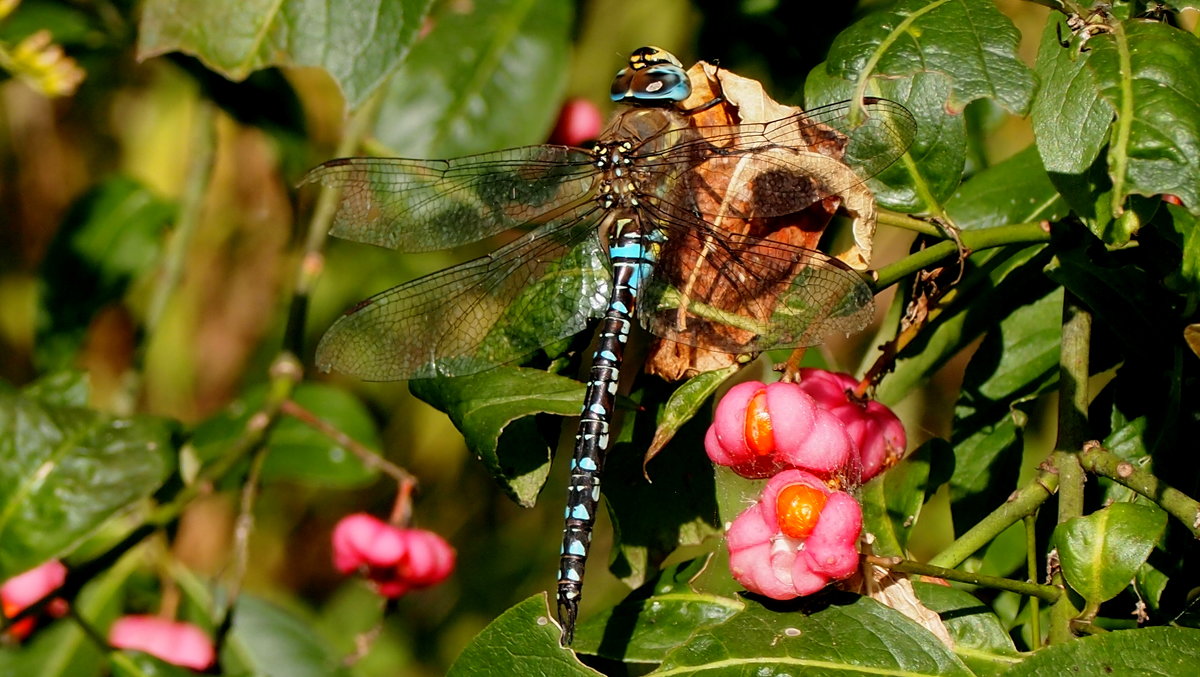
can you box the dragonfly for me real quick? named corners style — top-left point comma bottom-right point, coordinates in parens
top-left (306, 46), bottom-right (915, 643)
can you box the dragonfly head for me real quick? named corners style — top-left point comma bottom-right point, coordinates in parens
top-left (610, 46), bottom-right (691, 106)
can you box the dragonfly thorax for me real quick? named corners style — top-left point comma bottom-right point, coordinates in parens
top-left (591, 139), bottom-right (646, 210)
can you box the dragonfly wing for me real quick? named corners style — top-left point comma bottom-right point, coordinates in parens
top-left (637, 206), bottom-right (873, 353)
top-left (316, 204), bottom-right (611, 380)
top-left (638, 98), bottom-right (915, 220)
top-left (302, 146), bottom-right (599, 252)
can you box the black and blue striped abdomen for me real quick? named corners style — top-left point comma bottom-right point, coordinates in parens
top-left (557, 220), bottom-right (658, 643)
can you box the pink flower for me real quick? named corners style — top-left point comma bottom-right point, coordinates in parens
top-left (548, 98), bottom-right (603, 146)
top-left (2, 560), bottom-right (68, 640)
top-left (705, 380), bottom-right (855, 479)
top-left (331, 513), bottom-right (455, 598)
top-left (108, 616), bottom-right (215, 670)
top-left (793, 368), bottom-right (906, 482)
top-left (727, 469), bottom-right (862, 600)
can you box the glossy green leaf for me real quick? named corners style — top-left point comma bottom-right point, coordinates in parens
top-left (1004, 627), bottom-right (1200, 676)
top-left (0, 385), bottom-right (174, 578)
top-left (654, 595), bottom-right (972, 675)
top-left (1054, 502), bottom-right (1167, 605)
top-left (137, 0), bottom-right (434, 108)
top-left (190, 382), bottom-right (381, 488)
top-left (447, 594), bottom-right (598, 676)
top-left (35, 178), bottom-right (173, 372)
top-left (1031, 15), bottom-right (1113, 177)
top-left (410, 368), bottom-right (585, 507)
top-left (227, 595), bottom-right (352, 677)
top-left (373, 0), bottom-right (572, 157)
top-left (1162, 203), bottom-right (1200, 293)
top-left (877, 243), bottom-right (1050, 406)
top-left (806, 67), bottom-right (965, 212)
top-left (949, 286), bottom-right (1061, 531)
top-left (861, 439), bottom-right (937, 556)
top-left (1087, 21), bottom-right (1200, 217)
top-left (646, 365), bottom-right (736, 460)
top-left (826, 0), bottom-right (1035, 114)
top-left (573, 557), bottom-right (743, 663)
top-left (911, 581), bottom-right (1018, 656)
top-left (946, 144), bottom-right (1071, 229)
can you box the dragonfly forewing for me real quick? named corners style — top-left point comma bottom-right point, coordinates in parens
top-left (301, 146), bottom-right (599, 252)
top-left (315, 204), bottom-right (612, 380)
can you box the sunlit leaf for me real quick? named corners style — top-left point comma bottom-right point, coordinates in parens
top-left (373, 0), bottom-right (573, 157)
top-left (447, 594), bottom-right (597, 676)
top-left (1003, 627), bottom-right (1200, 676)
top-left (826, 0), bottom-right (1035, 114)
top-left (410, 368), bottom-right (585, 507)
top-left (1054, 502), bottom-right (1167, 605)
top-left (137, 0), bottom-right (434, 108)
top-left (573, 557), bottom-right (743, 663)
top-left (0, 384), bottom-right (174, 578)
top-left (655, 595), bottom-right (972, 675)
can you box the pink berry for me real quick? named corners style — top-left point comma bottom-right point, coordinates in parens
top-left (1, 559), bottom-right (67, 611)
top-left (331, 514), bottom-right (455, 599)
top-left (331, 513), bottom-right (406, 573)
top-left (727, 469), bottom-right (862, 600)
top-left (108, 615), bottom-right (215, 670)
top-left (548, 98), bottom-right (604, 146)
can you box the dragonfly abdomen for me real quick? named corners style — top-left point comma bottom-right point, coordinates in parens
top-left (557, 219), bottom-right (657, 643)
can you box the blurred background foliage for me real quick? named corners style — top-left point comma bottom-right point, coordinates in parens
top-left (1, 0), bottom-right (1197, 674)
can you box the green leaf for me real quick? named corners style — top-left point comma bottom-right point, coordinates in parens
top-left (373, 0), bottom-right (572, 157)
top-left (190, 383), bottom-right (381, 488)
top-left (826, 0), bottom-right (1035, 114)
top-left (1054, 502), bottom-right (1167, 605)
top-left (877, 243), bottom-right (1051, 406)
top-left (36, 178), bottom-right (173, 372)
top-left (136, 0), bottom-right (434, 108)
top-left (806, 67), bottom-right (965, 212)
top-left (228, 595), bottom-right (352, 677)
top-left (653, 595), bottom-right (973, 675)
top-left (1162, 203), bottom-right (1200, 294)
top-left (949, 286), bottom-right (1062, 532)
top-left (447, 594), bottom-right (598, 676)
top-left (1003, 627), bottom-right (1200, 676)
top-left (410, 368), bottom-right (585, 507)
top-left (646, 365), bottom-right (736, 461)
top-left (0, 385), bottom-right (174, 578)
top-left (911, 581), bottom-right (1018, 656)
top-left (1087, 21), bottom-right (1200, 218)
top-left (861, 438), bottom-right (937, 556)
top-left (1031, 15), bottom-right (1113, 177)
top-left (573, 557), bottom-right (743, 663)
top-left (946, 144), bottom-right (1071, 229)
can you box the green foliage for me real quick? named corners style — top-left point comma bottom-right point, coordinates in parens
top-left (3, 0), bottom-right (1200, 675)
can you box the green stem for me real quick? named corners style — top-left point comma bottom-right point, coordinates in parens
top-left (872, 221), bottom-right (1051, 290)
top-left (1056, 292), bottom-right (1090, 518)
top-left (928, 463), bottom-right (1059, 570)
top-left (1025, 514), bottom-right (1042, 648)
top-left (1079, 443), bottom-right (1200, 537)
top-left (867, 556), bottom-right (1061, 603)
top-left (877, 210), bottom-right (942, 237)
